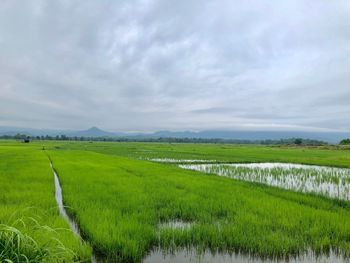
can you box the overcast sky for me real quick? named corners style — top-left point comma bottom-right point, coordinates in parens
top-left (0, 0), bottom-right (349, 132)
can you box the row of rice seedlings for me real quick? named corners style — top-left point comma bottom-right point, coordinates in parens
top-left (179, 163), bottom-right (350, 200)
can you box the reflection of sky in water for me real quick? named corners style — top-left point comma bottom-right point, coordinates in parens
top-left (179, 163), bottom-right (350, 201)
top-left (143, 249), bottom-right (347, 263)
top-left (159, 220), bottom-right (193, 230)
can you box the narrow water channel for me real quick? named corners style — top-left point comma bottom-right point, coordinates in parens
top-left (52, 163), bottom-right (81, 237)
top-left (51, 162), bottom-right (99, 262)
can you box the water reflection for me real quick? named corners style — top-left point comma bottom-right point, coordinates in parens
top-left (143, 249), bottom-right (347, 263)
top-left (179, 163), bottom-right (350, 200)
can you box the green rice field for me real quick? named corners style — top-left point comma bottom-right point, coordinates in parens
top-left (1, 140), bottom-right (350, 262)
top-left (0, 144), bottom-right (91, 262)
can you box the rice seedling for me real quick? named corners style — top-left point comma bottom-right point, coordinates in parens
top-left (179, 163), bottom-right (350, 200)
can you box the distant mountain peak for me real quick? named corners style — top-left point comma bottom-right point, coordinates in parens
top-left (87, 126), bottom-right (102, 131)
top-left (68, 126), bottom-right (117, 137)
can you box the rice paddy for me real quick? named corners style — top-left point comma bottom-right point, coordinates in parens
top-left (0, 144), bottom-right (91, 262)
top-left (179, 163), bottom-right (350, 200)
top-left (1, 141), bottom-right (350, 262)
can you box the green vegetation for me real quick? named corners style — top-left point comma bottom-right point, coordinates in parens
top-left (57, 141), bottom-right (350, 168)
top-left (179, 163), bottom-right (350, 200)
top-left (340, 138), bottom-right (350, 145)
top-left (0, 134), bottom-right (328, 145)
top-left (0, 145), bottom-right (91, 262)
top-left (49, 148), bottom-right (350, 262)
top-left (1, 141), bottom-right (350, 262)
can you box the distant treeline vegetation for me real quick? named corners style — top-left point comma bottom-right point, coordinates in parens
top-left (0, 133), bottom-right (331, 145)
top-left (340, 138), bottom-right (350, 145)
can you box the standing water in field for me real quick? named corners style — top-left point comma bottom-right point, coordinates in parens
top-left (52, 162), bottom-right (82, 237)
top-left (179, 163), bottom-right (350, 201)
top-left (143, 249), bottom-right (346, 263)
top-left (51, 162), bottom-right (98, 262)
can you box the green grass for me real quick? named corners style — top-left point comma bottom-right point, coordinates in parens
top-left (55, 141), bottom-right (350, 168)
top-left (48, 148), bottom-right (350, 262)
top-left (2, 140), bottom-right (350, 262)
top-left (0, 145), bottom-right (91, 262)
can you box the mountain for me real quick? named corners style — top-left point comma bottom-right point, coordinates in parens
top-left (67, 127), bottom-right (119, 137)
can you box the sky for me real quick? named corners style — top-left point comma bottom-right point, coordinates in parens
top-left (0, 0), bottom-right (349, 132)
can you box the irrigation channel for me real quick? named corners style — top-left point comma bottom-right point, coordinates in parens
top-left (51, 162), bottom-right (98, 263)
top-left (51, 161), bottom-right (348, 263)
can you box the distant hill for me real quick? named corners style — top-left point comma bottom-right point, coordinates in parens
top-left (67, 127), bottom-right (119, 137)
top-left (0, 126), bottom-right (348, 143)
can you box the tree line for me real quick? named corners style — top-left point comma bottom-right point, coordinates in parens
top-left (340, 138), bottom-right (350, 145)
top-left (0, 133), bottom-right (332, 145)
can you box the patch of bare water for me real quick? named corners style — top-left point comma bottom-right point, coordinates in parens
top-left (159, 220), bottom-right (194, 230)
top-left (143, 249), bottom-right (347, 263)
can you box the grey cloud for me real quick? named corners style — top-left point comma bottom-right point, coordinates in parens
top-left (0, 0), bottom-right (349, 132)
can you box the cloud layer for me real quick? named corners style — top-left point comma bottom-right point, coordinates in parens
top-left (0, 0), bottom-right (349, 132)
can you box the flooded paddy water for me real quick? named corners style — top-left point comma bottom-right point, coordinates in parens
top-left (146, 218), bottom-right (348, 262)
top-left (51, 162), bottom-right (81, 237)
top-left (176, 162), bottom-right (350, 201)
top-left (143, 249), bottom-right (346, 263)
top-left (158, 220), bottom-right (194, 230)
